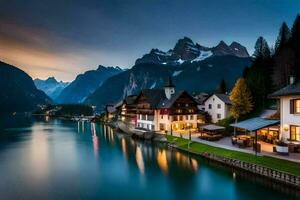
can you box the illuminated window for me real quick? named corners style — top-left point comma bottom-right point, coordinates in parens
top-left (295, 100), bottom-right (300, 114)
top-left (190, 115), bottom-right (194, 120)
top-left (291, 126), bottom-right (300, 141)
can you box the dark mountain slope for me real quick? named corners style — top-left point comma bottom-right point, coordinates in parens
top-left (0, 61), bottom-right (51, 112)
top-left (56, 65), bottom-right (123, 103)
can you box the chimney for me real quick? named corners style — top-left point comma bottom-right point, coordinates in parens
top-left (289, 75), bottom-right (296, 85)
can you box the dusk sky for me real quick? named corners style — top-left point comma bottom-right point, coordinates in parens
top-left (0, 0), bottom-right (299, 81)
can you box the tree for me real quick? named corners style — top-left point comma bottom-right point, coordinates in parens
top-left (275, 22), bottom-right (291, 53)
top-left (272, 47), bottom-right (295, 88)
top-left (291, 14), bottom-right (300, 45)
top-left (216, 78), bottom-right (226, 94)
top-left (253, 36), bottom-right (271, 59)
top-left (229, 78), bottom-right (253, 135)
top-left (246, 37), bottom-right (273, 110)
top-left (290, 14), bottom-right (300, 80)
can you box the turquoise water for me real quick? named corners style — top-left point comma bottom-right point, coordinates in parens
top-left (0, 116), bottom-right (299, 200)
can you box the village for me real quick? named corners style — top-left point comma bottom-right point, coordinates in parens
top-left (103, 75), bottom-right (300, 165)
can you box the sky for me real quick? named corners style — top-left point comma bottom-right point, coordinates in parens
top-left (0, 0), bottom-right (299, 81)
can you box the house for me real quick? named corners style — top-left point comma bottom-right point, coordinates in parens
top-left (116, 95), bottom-right (137, 126)
top-left (204, 94), bottom-right (231, 123)
top-left (135, 76), bottom-right (204, 133)
top-left (270, 77), bottom-right (300, 142)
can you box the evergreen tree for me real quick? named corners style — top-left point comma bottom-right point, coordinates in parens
top-left (216, 79), bottom-right (226, 94)
top-left (275, 22), bottom-right (291, 53)
top-left (291, 14), bottom-right (300, 45)
top-left (253, 36), bottom-right (271, 59)
top-left (272, 47), bottom-right (295, 88)
top-left (247, 37), bottom-right (273, 109)
top-left (290, 14), bottom-right (300, 80)
top-left (230, 78), bottom-right (253, 135)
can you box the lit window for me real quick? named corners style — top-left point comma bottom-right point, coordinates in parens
top-left (190, 115), bottom-right (194, 120)
top-left (295, 100), bottom-right (300, 114)
top-left (291, 126), bottom-right (300, 141)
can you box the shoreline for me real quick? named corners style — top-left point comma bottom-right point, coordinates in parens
top-left (166, 135), bottom-right (300, 188)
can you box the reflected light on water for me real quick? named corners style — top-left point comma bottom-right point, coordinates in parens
top-left (81, 121), bottom-right (85, 132)
top-left (175, 151), bottom-right (198, 172)
top-left (157, 149), bottom-right (168, 175)
top-left (135, 145), bottom-right (145, 175)
top-left (121, 137), bottom-right (127, 159)
top-left (91, 123), bottom-right (99, 159)
top-left (190, 158), bottom-right (198, 172)
top-left (30, 126), bottom-right (49, 181)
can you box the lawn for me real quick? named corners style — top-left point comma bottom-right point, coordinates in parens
top-left (166, 135), bottom-right (300, 176)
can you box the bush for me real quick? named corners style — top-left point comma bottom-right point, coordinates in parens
top-left (217, 116), bottom-right (234, 136)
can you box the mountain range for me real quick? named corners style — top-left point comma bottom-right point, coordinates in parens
top-left (34, 77), bottom-right (69, 100)
top-left (135, 37), bottom-right (249, 65)
top-left (84, 37), bottom-right (250, 110)
top-left (0, 61), bottom-right (51, 113)
top-left (85, 55), bottom-right (250, 110)
top-left (56, 65), bottom-right (123, 103)
top-left (1, 37), bottom-right (251, 112)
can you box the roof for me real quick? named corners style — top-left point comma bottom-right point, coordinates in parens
top-left (124, 95), bottom-right (137, 105)
top-left (194, 93), bottom-right (209, 105)
top-left (199, 124), bottom-right (225, 131)
top-left (138, 89), bottom-right (166, 108)
top-left (158, 90), bottom-right (200, 109)
top-left (230, 117), bottom-right (279, 131)
top-left (269, 82), bottom-right (300, 98)
top-left (205, 93), bottom-right (231, 105)
top-left (158, 90), bottom-right (184, 108)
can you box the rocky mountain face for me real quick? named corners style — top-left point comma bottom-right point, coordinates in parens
top-left (34, 77), bottom-right (69, 100)
top-left (0, 61), bottom-right (51, 112)
top-left (135, 37), bottom-right (249, 65)
top-left (85, 55), bottom-right (251, 110)
top-left (56, 65), bottom-right (123, 103)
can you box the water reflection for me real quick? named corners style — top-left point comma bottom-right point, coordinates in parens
top-left (157, 149), bottom-right (168, 175)
top-left (121, 137), bottom-right (127, 159)
top-left (30, 125), bottom-right (49, 181)
top-left (0, 118), bottom-right (299, 199)
top-left (135, 145), bottom-right (145, 175)
top-left (91, 123), bottom-right (99, 159)
top-left (174, 151), bottom-right (198, 172)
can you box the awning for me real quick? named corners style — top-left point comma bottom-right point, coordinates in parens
top-left (199, 124), bottom-right (225, 131)
top-left (230, 117), bottom-right (280, 132)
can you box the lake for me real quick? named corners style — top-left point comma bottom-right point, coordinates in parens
top-left (0, 115), bottom-right (299, 200)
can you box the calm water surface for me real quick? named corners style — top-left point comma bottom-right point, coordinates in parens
top-left (0, 115), bottom-right (299, 200)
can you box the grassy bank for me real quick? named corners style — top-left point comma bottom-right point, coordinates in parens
top-left (166, 135), bottom-right (300, 176)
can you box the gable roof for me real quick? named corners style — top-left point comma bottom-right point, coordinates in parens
top-left (269, 82), bottom-right (300, 98)
top-left (136, 89), bottom-right (166, 108)
top-left (158, 90), bottom-right (200, 109)
top-left (205, 93), bottom-right (231, 105)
